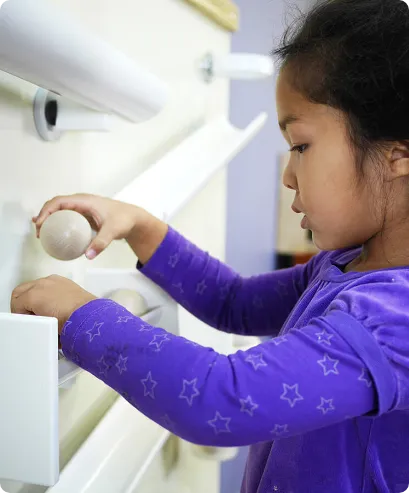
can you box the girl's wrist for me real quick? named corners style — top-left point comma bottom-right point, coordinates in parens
top-left (127, 210), bottom-right (168, 264)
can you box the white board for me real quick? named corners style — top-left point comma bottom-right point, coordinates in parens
top-left (0, 314), bottom-right (59, 486)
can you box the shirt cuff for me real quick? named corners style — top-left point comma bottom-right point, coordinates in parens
top-left (136, 226), bottom-right (189, 283)
top-left (60, 298), bottom-right (115, 362)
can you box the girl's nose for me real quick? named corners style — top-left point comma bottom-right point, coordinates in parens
top-left (282, 158), bottom-right (298, 191)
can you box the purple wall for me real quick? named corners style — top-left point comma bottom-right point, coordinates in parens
top-left (222, 1), bottom-right (312, 492)
top-left (225, 0), bottom-right (289, 277)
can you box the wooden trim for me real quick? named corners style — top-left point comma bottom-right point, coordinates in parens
top-left (182, 0), bottom-right (239, 32)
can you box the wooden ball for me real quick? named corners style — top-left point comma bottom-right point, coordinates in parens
top-left (108, 289), bottom-right (149, 316)
top-left (39, 210), bottom-right (92, 261)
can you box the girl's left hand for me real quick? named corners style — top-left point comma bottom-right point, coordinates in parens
top-left (11, 275), bottom-right (97, 333)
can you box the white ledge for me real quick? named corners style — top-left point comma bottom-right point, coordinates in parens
top-left (47, 397), bottom-right (170, 492)
top-left (114, 112), bottom-right (268, 221)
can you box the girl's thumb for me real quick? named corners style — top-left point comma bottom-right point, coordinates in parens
top-left (85, 227), bottom-right (112, 259)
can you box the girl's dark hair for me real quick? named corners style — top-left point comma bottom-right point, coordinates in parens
top-left (272, 0), bottom-right (409, 172)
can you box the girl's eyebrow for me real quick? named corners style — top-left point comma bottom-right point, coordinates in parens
top-left (279, 114), bottom-right (303, 131)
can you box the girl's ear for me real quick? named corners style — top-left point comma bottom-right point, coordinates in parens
top-left (386, 142), bottom-right (409, 181)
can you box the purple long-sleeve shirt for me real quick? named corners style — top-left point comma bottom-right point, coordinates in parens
top-left (61, 227), bottom-right (409, 493)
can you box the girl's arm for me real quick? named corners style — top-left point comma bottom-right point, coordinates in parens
top-left (60, 278), bottom-right (405, 447)
top-left (136, 227), bottom-right (324, 337)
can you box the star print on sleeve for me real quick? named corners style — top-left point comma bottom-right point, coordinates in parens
top-left (86, 321), bottom-right (103, 342)
top-left (179, 378), bottom-right (200, 406)
top-left (149, 333), bottom-right (170, 351)
top-left (61, 320), bottom-right (72, 336)
top-left (139, 323), bottom-right (153, 332)
top-left (141, 371), bottom-right (157, 399)
top-left (115, 354), bottom-right (128, 374)
top-left (245, 353), bottom-right (267, 370)
top-left (271, 335), bottom-right (287, 346)
top-left (168, 253), bottom-right (180, 268)
top-left (239, 396), bottom-right (258, 416)
top-left (61, 283), bottom-right (400, 448)
top-left (358, 368), bottom-right (373, 387)
top-left (160, 414), bottom-right (176, 430)
top-left (97, 355), bottom-right (110, 377)
top-left (196, 280), bottom-right (207, 295)
top-left (208, 412), bottom-right (231, 434)
top-left (270, 424), bottom-right (289, 437)
top-left (317, 397), bottom-right (335, 414)
top-left (280, 383), bottom-right (304, 408)
top-left (317, 353), bottom-right (339, 376)
top-left (116, 316), bottom-right (133, 323)
top-left (172, 282), bottom-right (184, 294)
top-left (316, 329), bottom-right (334, 346)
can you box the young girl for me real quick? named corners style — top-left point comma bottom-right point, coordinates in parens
top-left (11, 0), bottom-right (409, 491)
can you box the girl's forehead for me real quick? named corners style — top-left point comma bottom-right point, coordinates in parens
top-left (276, 74), bottom-right (344, 132)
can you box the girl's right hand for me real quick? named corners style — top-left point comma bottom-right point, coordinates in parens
top-left (33, 193), bottom-right (168, 262)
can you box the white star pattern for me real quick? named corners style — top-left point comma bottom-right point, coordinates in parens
top-left (245, 353), bottom-right (267, 370)
top-left (317, 353), bottom-right (339, 376)
top-left (141, 371), bottom-right (157, 399)
top-left (61, 320), bottom-right (72, 336)
top-left (149, 333), bottom-right (170, 350)
top-left (280, 383), bottom-right (304, 408)
top-left (168, 253), bottom-right (180, 268)
top-left (97, 355), bottom-right (109, 377)
top-left (116, 316), bottom-right (133, 323)
top-left (317, 397), bottom-right (335, 414)
top-left (172, 282), bottom-right (184, 294)
top-left (208, 412), bottom-right (231, 434)
top-left (160, 414), bottom-right (175, 429)
top-left (139, 323), bottom-right (153, 332)
top-left (179, 378), bottom-right (200, 406)
top-left (86, 322), bottom-right (103, 342)
top-left (358, 368), bottom-right (372, 387)
top-left (196, 280), bottom-right (207, 295)
top-left (270, 424), bottom-right (289, 437)
top-left (271, 336), bottom-right (287, 346)
top-left (316, 329), bottom-right (334, 346)
top-left (115, 354), bottom-right (128, 374)
top-left (240, 395), bottom-right (258, 416)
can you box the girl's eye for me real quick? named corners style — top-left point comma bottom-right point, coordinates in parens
top-left (289, 144), bottom-right (308, 154)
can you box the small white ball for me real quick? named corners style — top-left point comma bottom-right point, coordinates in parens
top-left (40, 210), bottom-right (92, 261)
top-left (108, 288), bottom-right (149, 316)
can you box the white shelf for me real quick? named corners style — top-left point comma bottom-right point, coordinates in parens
top-left (47, 397), bottom-right (170, 493)
top-left (114, 112), bottom-right (268, 220)
top-left (0, 314), bottom-right (59, 486)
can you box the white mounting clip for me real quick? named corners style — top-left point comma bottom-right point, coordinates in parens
top-left (33, 88), bottom-right (114, 142)
top-left (199, 52), bottom-right (274, 83)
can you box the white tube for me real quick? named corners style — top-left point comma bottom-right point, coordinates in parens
top-left (55, 99), bottom-right (113, 132)
top-left (0, 0), bottom-right (168, 122)
top-left (213, 53), bottom-right (274, 80)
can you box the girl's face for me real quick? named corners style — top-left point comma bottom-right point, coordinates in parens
top-left (276, 68), bottom-right (382, 251)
